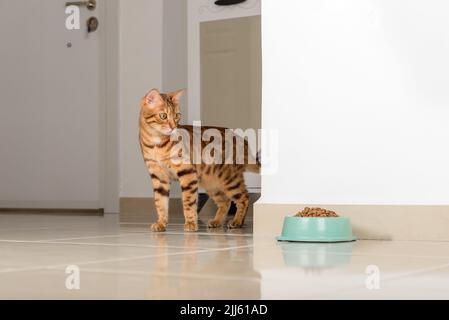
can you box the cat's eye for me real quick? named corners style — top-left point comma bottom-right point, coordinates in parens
top-left (159, 113), bottom-right (168, 120)
top-left (175, 113), bottom-right (181, 120)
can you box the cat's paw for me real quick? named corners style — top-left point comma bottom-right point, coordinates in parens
top-left (228, 219), bottom-right (244, 229)
top-left (207, 219), bottom-right (223, 228)
top-left (151, 223), bottom-right (167, 232)
top-left (184, 221), bottom-right (199, 232)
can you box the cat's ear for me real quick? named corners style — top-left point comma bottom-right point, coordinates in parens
top-left (168, 89), bottom-right (186, 104)
top-left (142, 89), bottom-right (162, 108)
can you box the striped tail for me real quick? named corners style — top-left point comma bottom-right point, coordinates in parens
top-left (245, 150), bottom-right (261, 173)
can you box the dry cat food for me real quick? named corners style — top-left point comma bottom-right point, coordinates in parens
top-left (295, 207), bottom-right (339, 218)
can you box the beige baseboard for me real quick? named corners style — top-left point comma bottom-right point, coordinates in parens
top-left (120, 198), bottom-right (184, 223)
top-left (254, 202), bottom-right (449, 241)
top-left (0, 208), bottom-right (104, 216)
top-left (120, 194), bottom-right (260, 224)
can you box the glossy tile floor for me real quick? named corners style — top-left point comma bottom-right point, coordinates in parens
top-left (1, 213), bottom-right (449, 299)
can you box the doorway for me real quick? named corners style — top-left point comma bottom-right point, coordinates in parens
top-left (188, 0), bottom-right (262, 192)
top-left (200, 16), bottom-right (261, 134)
top-left (187, 0), bottom-right (262, 222)
top-left (200, 15), bottom-right (261, 192)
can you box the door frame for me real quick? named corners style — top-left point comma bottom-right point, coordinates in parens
top-left (100, 0), bottom-right (120, 213)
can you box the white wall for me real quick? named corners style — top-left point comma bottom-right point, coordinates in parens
top-left (161, 0), bottom-right (188, 197)
top-left (261, 0), bottom-right (449, 205)
top-left (119, 0), bottom-right (163, 198)
top-left (162, 0), bottom-right (188, 118)
top-left (119, 0), bottom-right (187, 199)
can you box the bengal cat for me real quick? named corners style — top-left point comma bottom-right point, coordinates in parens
top-left (139, 89), bottom-right (260, 232)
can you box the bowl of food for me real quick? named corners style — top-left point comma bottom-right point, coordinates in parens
top-left (276, 207), bottom-right (356, 243)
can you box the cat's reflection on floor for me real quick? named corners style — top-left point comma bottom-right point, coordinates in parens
top-left (145, 232), bottom-right (255, 298)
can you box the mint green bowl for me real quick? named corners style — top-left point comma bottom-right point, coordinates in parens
top-left (277, 216), bottom-right (356, 243)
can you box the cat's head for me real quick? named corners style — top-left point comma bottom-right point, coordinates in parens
top-left (140, 89), bottom-right (185, 136)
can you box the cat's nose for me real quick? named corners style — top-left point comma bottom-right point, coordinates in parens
top-left (164, 128), bottom-right (174, 135)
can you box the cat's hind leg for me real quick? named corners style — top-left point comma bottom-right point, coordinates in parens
top-left (223, 174), bottom-right (249, 229)
top-left (207, 191), bottom-right (231, 228)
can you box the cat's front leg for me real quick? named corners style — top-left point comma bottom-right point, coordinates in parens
top-left (177, 166), bottom-right (199, 232)
top-left (149, 165), bottom-right (171, 232)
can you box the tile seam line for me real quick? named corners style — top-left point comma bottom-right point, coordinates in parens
top-left (0, 234), bottom-right (124, 242)
top-left (0, 239), bottom-right (216, 250)
top-left (44, 267), bottom-right (262, 282)
top-left (0, 244), bottom-right (255, 275)
top-left (120, 231), bottom-right (253, 237)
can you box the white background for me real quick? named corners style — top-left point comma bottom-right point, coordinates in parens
top-left (261, 0), bottom-right (449, 205)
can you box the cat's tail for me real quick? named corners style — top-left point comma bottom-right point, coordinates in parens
top-left (245, 151), bottom-right (261, 174)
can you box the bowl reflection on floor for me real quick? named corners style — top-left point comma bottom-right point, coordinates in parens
top-left (277, 241), bottom-right (355, 269)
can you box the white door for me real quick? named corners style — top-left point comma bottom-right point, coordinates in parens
top-left (188, 0), bottom-right (262, 192)
top-left (0, 0), bottom-right (107, 210)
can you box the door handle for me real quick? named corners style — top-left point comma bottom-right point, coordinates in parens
top-left (66, 0), bottom-right (96, 11)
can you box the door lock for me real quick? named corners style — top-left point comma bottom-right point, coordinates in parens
top-left (87, 17), bottom-right (99, 33)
